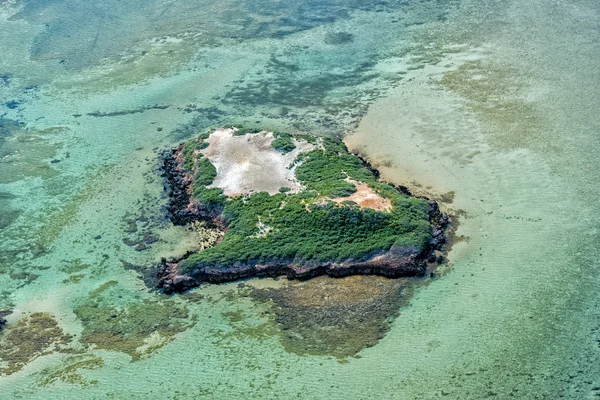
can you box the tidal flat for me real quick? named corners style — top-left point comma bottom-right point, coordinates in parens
top-left (0, 0), bottom-right (599, 398)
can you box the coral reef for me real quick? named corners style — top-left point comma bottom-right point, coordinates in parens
top-left (73, 282), bottom-right (195, 360)
top-left (0, 313), bottom-right (72, 375)
top-left (38, 355), bottom-right (104, 386)
top-left (248, 275), bottom-right (412, 358)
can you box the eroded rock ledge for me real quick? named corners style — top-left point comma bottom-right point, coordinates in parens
top-left (155, 128), bottom-right (448, 294)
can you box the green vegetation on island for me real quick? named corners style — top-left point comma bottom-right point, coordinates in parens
top-left (271, 132), bottom-right (297, 153)
top-left (174, 128), bottom-right (434, 275)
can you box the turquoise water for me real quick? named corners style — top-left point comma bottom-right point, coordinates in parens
top-left (0, 0), bottom-right (599, 398)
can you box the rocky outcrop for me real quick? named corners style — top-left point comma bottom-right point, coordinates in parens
top-left (0, 309), bottom-right (12, 332)
top-left (157, 246), bottom-right (425, 294)
top-left (155, 145), bottom-right (449, 294)
top-left (160, 147), bottom-right (197, 225)
top-left (160, 146), bottom-right (225, 225)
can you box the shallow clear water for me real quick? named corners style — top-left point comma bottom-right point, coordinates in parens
top-left (0, 0), bottom-right (598, 398)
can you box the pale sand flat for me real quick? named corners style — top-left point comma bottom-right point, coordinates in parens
top-left (203, 128), bottom-right (314, 196)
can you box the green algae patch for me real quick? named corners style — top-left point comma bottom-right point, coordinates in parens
top-left (59, 258), bottom-right (91, 274)
top-left (324, 32), bottom-right (355, 45)
top-left (248, 276), bottom-right (410, 359)
top-left (0, 192), bottom-right (21, 230)
top-left (60, 259), bottom-right (91, 284)
top-left (73, 282), bottom-right (195, 360)
top-left (210, 307), bottom-right (279, 349)
top-left (88, 280), bottom-right (118, 298)
top-left (38, 354), bottom-right (104, 387)
top-left (35, 165), bottom-right (114, 251)
top-left (181, 291), bottom-right (205, 303)
top-left (440, 59), bottom-right (543, 151)
top-left (0, 119), bottom-right (65, 184)
top-left (62, 274), bottom-right (85, 284)
top-left (8, 271), bottom-right (40, 282)
top-left (0, 313), bottom-right (72, 375)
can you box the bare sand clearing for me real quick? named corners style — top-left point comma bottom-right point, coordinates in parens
top-left (329, 179), bottom-right (392, 212)
top-left (203, 128), bottom-right (314, 196)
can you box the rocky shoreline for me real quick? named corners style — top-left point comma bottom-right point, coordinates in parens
top-left (154, 143), bottom-right (449, 294)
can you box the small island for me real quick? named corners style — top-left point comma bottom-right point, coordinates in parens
top-left (156, 127), bottom-right (448, 293)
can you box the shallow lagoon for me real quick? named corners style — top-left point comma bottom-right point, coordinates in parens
top-left (0, 0), bottom-right (599, 398)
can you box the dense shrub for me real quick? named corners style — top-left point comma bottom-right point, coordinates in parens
top-left (181, 136), bottom-right (209, 171)
top-left (272, 133), bottom-right (296, 153)
top-left (294, 141), bottom-right (374, 197)
top-left (194, 157), bottom-right (217, 186)
top-left (192, 187), bottom-right (227, 211)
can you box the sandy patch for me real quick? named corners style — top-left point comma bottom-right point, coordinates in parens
top-left (329, 179), bottom-right (392, 212)
top-left (203, 128), bottom-right (314, 196)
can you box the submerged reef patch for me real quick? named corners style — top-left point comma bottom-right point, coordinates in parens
top-left (440, 59), bottom-right (543, 151)
top-left (9, 0), bottom-right (408, 71)
top-left (0, 192), bottom-right (21, 230)
top-left (0, 312), bottom-right (72, 375)
top-left (249, 275), bottom-right (411, 359)
top-left (86, 104), bottom-right (169, 118)
top-left (154, 127), bottom-right (448, 293)
top-left (37, 354), bottom-right (104, 387)
top-left (324, 31), bottom-right (355, 45)
top-left (0, 118), bottom-right (65, 184)
top-left (34, 165), bottom-right (112, 253)
top-left (73, 282), bottom-right (195, 360)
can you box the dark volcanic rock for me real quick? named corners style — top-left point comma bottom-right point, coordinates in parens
top-left (160, 147), bottom-right (196, 226)
top-left (157, 220), bottom-right (445, 294)
top-left (0, 309), bottom-right (12, 331)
